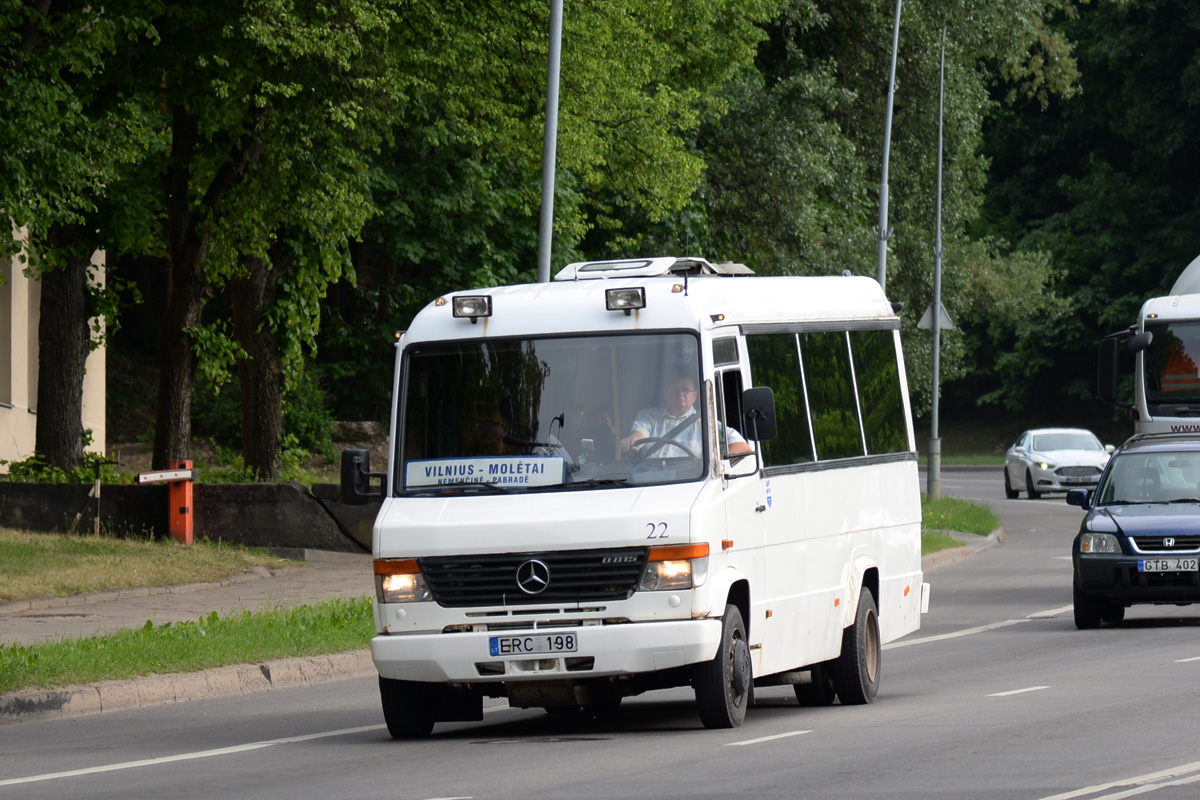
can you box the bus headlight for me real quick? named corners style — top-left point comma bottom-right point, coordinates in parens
top-left (374, 559), bottom-right (433, 602)
top-left (640, 544), bottom-right (709, 591)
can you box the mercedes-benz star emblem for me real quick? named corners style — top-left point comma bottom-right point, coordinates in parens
top-left (515, 559), bottom-right (551, 595)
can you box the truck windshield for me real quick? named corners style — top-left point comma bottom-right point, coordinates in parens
top-left (1144, 320), bottom-right (1200, 409)
top-left (398, 332), bottom-right (707, 493)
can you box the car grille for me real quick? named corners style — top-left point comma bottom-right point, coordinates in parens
top-left (1130, 535), bottom-right (1200, 552)
top-left (420, 548), bottom-right (649, 608)
top-left (1057, 466), bottom-right (1101, 478)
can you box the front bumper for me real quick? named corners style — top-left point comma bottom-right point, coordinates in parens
top-left (372, 617), bottom-right (723, 683)
top-left (1030, 470), bottom-right (1099, 493)
top-left (1074, 554), bottom-right (1200, 604)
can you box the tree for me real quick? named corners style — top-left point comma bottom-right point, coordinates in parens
top-left (0, 1), bottom-right (157, 472)
top-left (629, 0), bottom-right (1083, 417)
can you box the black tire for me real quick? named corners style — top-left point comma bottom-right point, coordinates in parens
top-left (832, 590), bottom-right (881, 705)
top-left (1100, 604), bottom-right (1126, 623)
top-left (1003, 468), bottom-right (1019, 499)
top-left (379, 677), bottom-right (435, 739)
top-left (1025, 470), bottom-right (1042, 500)
top-left (793, 661), bottom-right (838, 707)
top-left (1073, 583), bottom-right (1104, 630)
top-left (694, 604), bottom-right (752, 728)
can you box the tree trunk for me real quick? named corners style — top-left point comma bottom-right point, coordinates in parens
top-left (152, 106), bottom-right (204, 470)
top-left (33, 223), bottom-right (93, 473)
top-left (230, 248), bottom-right (289, 480)
top-left (152, 104), bottom-right (259, 470)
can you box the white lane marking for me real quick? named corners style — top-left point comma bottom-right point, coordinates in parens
top-left (1175, 656), bottom-right (1200, 663)
top-left (886, 604), bottom-right (1072, 651)
top-left (726, 730), bottom-right (811, 747)
top-left (0, 724), bottom-right (384, 787)
top-left (884, 618), bottom-right (1028, 649)
top-left (1029, 604), bottom-right (1073, 618)
top-left (987, 685), bottom-right (1049, 697)
top-left (1037, 759), bottom-right (1200, 800)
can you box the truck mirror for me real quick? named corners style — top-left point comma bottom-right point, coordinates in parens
top-left (741, 387), bottom-right (777, 442)
top-left (1097, 337), bottom-right (1120, 404)
top-left (1127, 331), bottom-right (1152, 353)
top-left (341, 448), bottom-right (373, 505)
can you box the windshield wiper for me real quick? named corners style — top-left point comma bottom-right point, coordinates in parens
top-left (1166, 497), bottom-right (1200, 503)
top-left (564, 477), bottom-right (633, 489)
top-left (408, 481), bottom-right (516, 495)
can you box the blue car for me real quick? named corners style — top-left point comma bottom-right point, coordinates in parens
top-left (1067, 432), bottom-right (1200, 629)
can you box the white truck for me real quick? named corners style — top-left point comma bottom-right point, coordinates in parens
top-left (342, 256), bottom-right (929, 737)
top-left (1099, 253), bottom-right (1200, 433)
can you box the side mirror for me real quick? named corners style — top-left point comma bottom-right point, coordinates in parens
top-left (1066, 489), bottom-right (1092, 510)
top-left (741, 387), bottom-right (777, 442)
top-left (1105, 444), bottom-right (1115, 454)
top-left (341, 448), bottom-right (384, 505)
top-left (1097, 337), bottom-right (1120, 403)
top-left (1127, 331), bottom-right (1152, 353)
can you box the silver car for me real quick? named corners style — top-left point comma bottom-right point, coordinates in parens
top-left (1004, 428), bottom-right (1114, 500)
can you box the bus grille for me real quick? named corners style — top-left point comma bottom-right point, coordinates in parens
top-left (420, 548), bottom-right (649, 608)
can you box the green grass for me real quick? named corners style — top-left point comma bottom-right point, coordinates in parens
top-left (0, 598), bottom-right (374, 695)
top-left (0, 528), bottom-right (300, 603)
top-left (922, 494), bottom-right (998, 554)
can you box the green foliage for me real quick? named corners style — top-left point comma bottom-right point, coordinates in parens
top-left (192, 364), bottom-right (336, 459)
top-left (974, 0), bottom-right (1200, 416)
top-left (2, 450), bottom-right (130, 485)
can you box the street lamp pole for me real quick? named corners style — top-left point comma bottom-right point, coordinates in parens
top-left (875, 0), bottom-right (902, 293)
top-left (536, 0), bottom-right (564, 284)
top-left (927, 27), bottom-right (947, 501)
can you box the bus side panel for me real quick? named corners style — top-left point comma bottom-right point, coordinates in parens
top-left (756, 458), bottom-right (922, 677)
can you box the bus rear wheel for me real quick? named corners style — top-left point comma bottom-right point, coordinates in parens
top-left (793, 661), bottom-right (838, 707)
top-left (832, 590), bottom-right (880, 705)
top-left (694, 604), bottom-right (751, 728)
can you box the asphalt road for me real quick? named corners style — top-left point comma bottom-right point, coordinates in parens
top-left (5, 467), bottom-right (1200, 799)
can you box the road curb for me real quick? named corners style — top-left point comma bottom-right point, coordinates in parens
top-left (0, 650), bottom-right (376, 725)
top-left (922, 527), bottom-right (1006, 571)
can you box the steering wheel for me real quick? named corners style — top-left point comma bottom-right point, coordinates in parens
top-left (631, 436), bottom-right (697, 460)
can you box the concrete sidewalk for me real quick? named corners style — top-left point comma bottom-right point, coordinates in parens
top-left (0, 550), bottom-right (376, 725)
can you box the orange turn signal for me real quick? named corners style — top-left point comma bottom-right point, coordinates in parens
top-left (647, 543), bottom-right (710, 562)
top-left (374, 558), bottom-right (420, 575)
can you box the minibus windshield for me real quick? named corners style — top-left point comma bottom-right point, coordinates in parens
top-left (398, 332), bottom-right (707, 493)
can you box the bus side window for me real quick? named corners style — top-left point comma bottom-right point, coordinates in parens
top-left (744, 333), bottom-right (815, 466)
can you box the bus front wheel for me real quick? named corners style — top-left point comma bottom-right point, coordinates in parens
top-left (694, 604), bottom-right (751, 728)
top-left (379, 676), bottom-right (435, 739)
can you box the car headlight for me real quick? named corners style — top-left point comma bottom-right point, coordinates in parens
top-left (1079, 533), bottom-right (1121, 554)
top-left (1037, 461), bottom-right (1053, 471)
top-left (374, 559), bottom-right (433, 602)
top-left (640, 544), bottom-right (709, 591)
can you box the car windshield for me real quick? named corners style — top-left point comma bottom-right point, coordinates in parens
top-left (1096, 451), bottom-right (1200, 505)
top-left (1031, 432), bottom-right (1102, 452)
top-left (397, 332), bottom-right (709, 493)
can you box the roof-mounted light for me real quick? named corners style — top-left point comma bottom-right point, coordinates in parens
top-left (452, 295), bottom-right (492, 323)
top-left (606, 287), bottom-right (646, 315)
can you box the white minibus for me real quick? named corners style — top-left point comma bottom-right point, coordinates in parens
top-left (342, 256), bottom-right (929, 737)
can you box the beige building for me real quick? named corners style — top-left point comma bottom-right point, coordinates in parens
top-left (0, 225), bottom-right (106, 471)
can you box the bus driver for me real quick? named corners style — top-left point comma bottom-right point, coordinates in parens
top-left (620, 373), bottom-right (753, 459)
